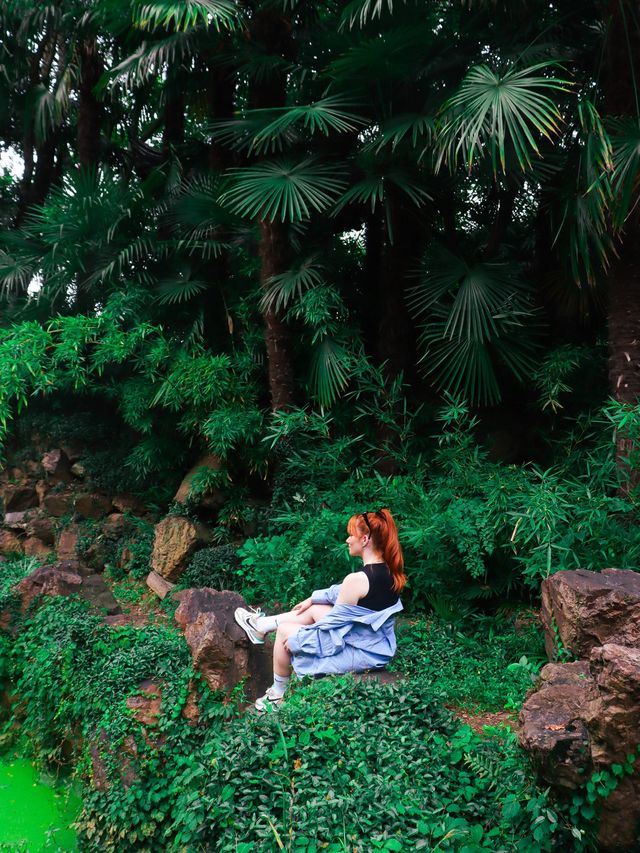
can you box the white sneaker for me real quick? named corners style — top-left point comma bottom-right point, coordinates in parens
top-left (234, 607), bottom-right (265, 644)
top-left (255, 687), bottom-right (284, 712)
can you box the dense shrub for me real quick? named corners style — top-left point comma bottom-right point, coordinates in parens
top-left (179, 544), bottom-right (241, 590)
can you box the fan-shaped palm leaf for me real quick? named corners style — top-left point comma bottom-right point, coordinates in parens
top-left (339, 0), bottom-right (408, 30)
top-left (437, 62), bottom-right (569, 174)
top-left (249, 98), bottom-right (367, 155)
top-left (133, 0), bottom-right (241, 33)
top-left (610, 117), bottom-right (640, 227)
top-left (408, 246), bottom-right (539, 404)
top-left (97, 33), bottom-right (192, 91)
top-left (260, 256), bottom-right (324, 313)
top-left (156, 269), bottom-right (209, 304)
top-left (220, 160), bottom-right (347, 222)
top-left (308, 336), bottom-right (350, 407)
top-left (333, 169), bottom-right (431, 215)
top-left (369, 113), bottom-right (436, 153)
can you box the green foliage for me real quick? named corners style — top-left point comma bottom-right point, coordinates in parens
top-left (392, 615), bottom-right (547, 711)
top-left (178, 544), bottom-right (240, 590)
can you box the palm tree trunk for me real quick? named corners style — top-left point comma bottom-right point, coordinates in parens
top-left (249, 8), bottom-right (296, 410)
top-left (603, 0), bottom-right (640, 488)
top-left (77, 37), bottom-right (103, 168)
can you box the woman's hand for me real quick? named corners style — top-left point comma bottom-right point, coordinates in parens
top-left (292, 597), bottom-right (313, 614)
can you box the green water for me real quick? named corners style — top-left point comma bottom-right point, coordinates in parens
top-left (0, 754), bottom-right (81, 852)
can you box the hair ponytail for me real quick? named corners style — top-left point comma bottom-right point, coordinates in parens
top-left (347, 508), bottom-right (406, 593)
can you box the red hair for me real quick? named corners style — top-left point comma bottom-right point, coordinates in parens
top-left (347, 508), bottom-right (406, 593)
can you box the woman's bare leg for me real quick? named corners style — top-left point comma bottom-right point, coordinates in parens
top-left (257, 604), bottom-right (332, 632)
top-left (273, 622), bottom-right (303, 677)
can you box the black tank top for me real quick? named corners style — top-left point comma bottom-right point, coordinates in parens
top-left (357, 563), bottom-right (399, 611)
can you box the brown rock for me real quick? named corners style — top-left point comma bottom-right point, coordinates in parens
top-left (74, 493), bottom-right (112, 520)
top-left (541, 568), bottom-right (640, 659)
top-left (3, 485), bottom-right (38, 512)
top-left (80, 574), bottom-right (120, 615)
top-left (25, 515), bottom-right (55, 546)
top-left (519, 661), bottom-right (596, 790)
top-left (146, 570), bottom-right (175, 600)
top-left (3, 510), bottom-right (30, 530)
top-left (41, 449), bottom-right (72, 483)
top-left (182, 687), bottom-right (200, 725)
top-left (103, 513), bottom-right (127, 535)
top-left (126, 680), bottom-right (162, 727)
top-left (23, 536), bottom-right (52, 558)
top-left (15, 564), bottom-right (83, 609)
top-left (173, 454), bottom-right (224, 510)
top-left (597, 777), bottom-right (640, 853)
top-left (35, 480), bottom-right (48, 505)
top-left (43, 493), bottom-right (73, 518)
top-left (584, 643), bottom-right (640, 765)
top-left (151, 516), bottom-right (210, 581)
top-left (112, 494), bottom-right (146, 515)
top-left (0, 530), bottom-right (23, 555)
top-left (57, 525), bottom-right (83, 561)
top-left (70, 463), bottom-right (85, 478)
top-left (174, 588), bottom-right (272, 699)
top-left (119, 546), bottom-right (134, 571)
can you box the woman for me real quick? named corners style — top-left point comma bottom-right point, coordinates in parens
top-left (234, 508), bottom-right (405, 711)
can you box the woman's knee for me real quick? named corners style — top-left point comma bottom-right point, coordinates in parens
top-left (308, 604), bottom-right (332, 622)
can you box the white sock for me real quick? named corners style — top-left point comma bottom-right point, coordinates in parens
top-left (270, 672), bottom-right (290, 698)
top-left (255, 614), bottom-right (281, 633)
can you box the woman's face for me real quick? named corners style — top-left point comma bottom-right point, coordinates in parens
top-left (346, 527), bottom-right (367, 558)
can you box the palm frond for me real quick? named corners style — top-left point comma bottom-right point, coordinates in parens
top-left (333, 169), bottom-right (431, 215)
top-left (308, 336), bottom-right (351, 407)
top-left (339, 0), bottom-right (407, 29)
top-left (408, 246), bottom-right (540, 404)
top-left (133, 0), bottom-right (241, 33)
top-left (437, 62), bottom-right (570, 174)
top-left (249, 97), bottom-right (367, 155)
top-left (156, 270), bottom-right (209, 304)
top-left (220, 160), bottom-right (347, 222)
top-left (610, 116), bottom-right (640, 228)
top-left (98, 33), bottom-right (192, 91)
top-left (369, 113), bottom-right (436, 153)
top-left (260, 256), bottom-right (324, 313)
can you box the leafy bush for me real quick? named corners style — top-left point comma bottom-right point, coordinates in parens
top-left (179, 544), bottom-right (241, 590)
top-left (392, 615), bottom-right (547, 711)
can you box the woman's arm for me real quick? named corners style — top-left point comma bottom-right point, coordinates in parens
top-left (336, 571), bottom-right (369, 605)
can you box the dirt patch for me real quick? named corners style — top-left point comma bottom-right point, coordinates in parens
top-left (447, 705), bottom-right (519, 735)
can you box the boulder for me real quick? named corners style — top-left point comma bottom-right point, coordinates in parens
top-left (14, 562), bottom-right (120, 615)
top-left (146, 570), bottom-right (175, 600)
top-left (583, 643), bottom-right (640, 765)
top-left (70, 463), bottom-right (85, 479)
top-left (74, 493), bottom-right (113, 520)
top-left (174, 588), bottom-right (272, 699)
top-left (22, 536), bottom-right (52, 558)
top-left (0, 530), bottom-right (23, 555)
top-left (173, 454), bottom-right (224, 511)
top-left (41, 449), bottom-right (72, 483)
top-left (43, 493), bottom-right (73, 518)
top-left (2, 510), bottom-right (30, 530)
top-left (2, 485), bottom-right (38, 513)
top-left (151, 516), bottom-right (210, 581)
top-left (15, 564), bottom-right (83, 610)
top-left (541, 568), bottom-right (640, 659)
top-left (126, 680), bottom-right (162, 727)
top-left (56, 525), bottom-right (84, 562)
top-left (519, 661), bottom-right (596, 790)
top-left (112, 494), bottom-right (147, 515)
top-left (25, 515), bottom-right (55, 546)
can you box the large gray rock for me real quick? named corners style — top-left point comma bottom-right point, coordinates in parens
top-left (541, 568), bottom-right (640, 659)
top-left (174, 588), bottom-right (271, 699)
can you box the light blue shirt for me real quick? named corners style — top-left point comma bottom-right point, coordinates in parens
top-left (286, 583), bottom-right (403, 677)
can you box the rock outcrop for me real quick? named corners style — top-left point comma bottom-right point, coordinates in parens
top-left (151, 515), bottom-right (210, 581)
top-left (174, 588), bottom-right (271, 699)
top-left (14, 561), bottom-right (120, 615)
top-left (541, 568), bottom-right (640, 659)
top-left (521, 568), bottom-right (640, 852)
